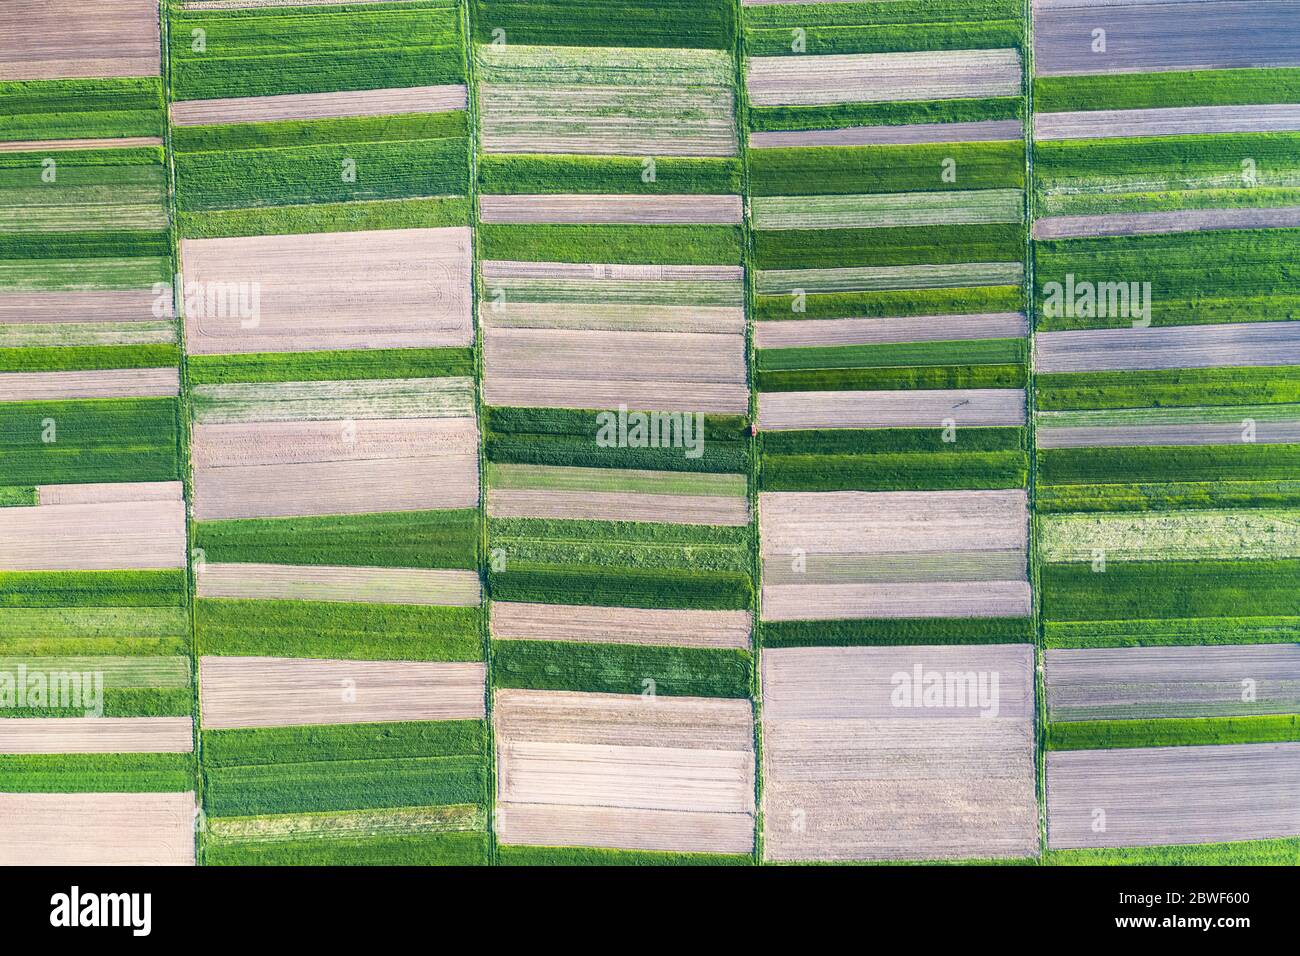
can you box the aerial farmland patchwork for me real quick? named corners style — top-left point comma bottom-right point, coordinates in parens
top-left (0, 0), bottom-right (1294, 870)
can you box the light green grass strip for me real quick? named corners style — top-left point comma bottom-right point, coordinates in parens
top-left (756, 261), bottom-right (1023, 294)
top-left (1040, 509), bottom-right (1300, 562)
top-left (0, 321), bottom-right (176, 348)
top-left (0, 656), bottom-right (189, 687)
top-left (752, 189), bottom-right (1023, 230)
top-left (487, 463), bottom-right (746, 496)
top-left (206, 804), bottom-right (484, 845)
top-left (1039, 404), bottom-right (1300, 427)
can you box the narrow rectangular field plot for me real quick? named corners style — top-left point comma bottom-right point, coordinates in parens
top-left (0, 493), bottom-right (186, 570)
top-left (758, 390), bottom-right (1026, 431)
top-left (762, 645), bottom-right (1037, 861)
top-left (180, 228), bottom-right (473, 354)
top-left (1034, 104), bottom-right (1300, 140)
top-left (1045, 644), bottom-right (1300, 721)
top-left (494, 689), bottom-right (755, 854)
top-left (0, 368), bottom-right (178, 401)
top-left (0, 717), bottom-right (193, 754)
top-left (1034, 206), bottom-right (1300, 239)
top-left (0, 791), bottom-right (194, 865)
top-left (1046, 743), bottom-right (1300, 848)
top-left (747, 50), bottom-right (1022, 106)
top-left (170, 84), bottom-right (468, 126)
top-left (1036, 322), bottom-right (1300, 373)
top-left (0, 0), bottom-right (162, 81)
top-left (199, 658), bottom-right (486, 729)
top-left (491, 603), bottom-right (751, 650)
top-left (196, 564), bottom-right (481, 606)
top-left (478, 194), bottom-right (742, 225)
top-left (750, 121), bottom-right (1023, 149)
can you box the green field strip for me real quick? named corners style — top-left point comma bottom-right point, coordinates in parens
top-left (753, 224), bottom-right (1024, 270)
top-left (1045, 715), bottom-right (1300, 750)
top-left (754, 285), bottom-right (1024, 321)
top-left (0, 753), bottom-right (195, 793)
top-left (487, 463), bottom-right (746, 496)
top-left (1046, 618), bottom-right (1300, 648)
top-left (202, 720), bottom-right (486, 766)
top-left (476, 224), bottom-right (745, 265)
top-left (168, 3), bottom-right (467, 101)
top-left (0, 486), bottom-right (37, 507)
top-left (1035, 68), bottom-right (1300, 113)
top-left (1041, 559), bottom-right (1300, 621)
top-left (496, 845), bottom-right (752, 866)
top-left (758, 337), bottom-right (1025, 371)
top-left (0, 256), bottom-right (171, 292)
top-left (1037, 444), bottom-right (1300, 487)
top-left (0, 344), bottom-right (179, 375)
top-left (0, 689), bottom-right (192, 720)
top-left (0, 78), bottom-right (165, 142)
top-left (757, 363), bottom-right (1025, 392)
top-left (196, 598), bottom-right (482, 661)
top-left (0, 571), bottom-right (187, 609)
top-left (1036, 366), bottom-right (1300, 410)
top-left (472, 0), bottom-right (735, 49)
top-left (187, 347), bottom-right (473, 384)
top-left (1036, 480), bottom-right (1300, 514)
top-left (204, 829), bottom-right (490, 866)
top-left (758, 616), bottom-right (1034, 647)
top-left (177, 196), bottom-right (471, 238)
top-left (490, 639), bottom-right (753, 698)
top-left (488, 567), bottom-right (752, 610)
top-left (1043, 837), bottom-right (1300, 866)
top-left (478, 155), bottom-right (742, 194)
top-left (751, 143), bottom-right (1024, 196)
top-left (171, 110), bottom-right (468, 153)
top-left (745, 21), bottom-right (1021, 58)
top-left (760, 450), bottom-right (1030, 492)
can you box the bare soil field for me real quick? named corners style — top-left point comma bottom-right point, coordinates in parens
top-left (0, 717), bottom-right (193, 754)
top-left (755, 313), bottom-right (1026, 348)
top-left (0, 792), bottom-right (195, 866)
top-left (1035, 322), bottom-right (1300, 373)
top-left (494, 689), bottom-right (755, 852)
top-left (750, 120), bottom-right (1023, 149)
top-left (171, 85), bottom-right (468, 126)
top-left (762, 550), bottom-right (1028, 586)
top-left (1045, 644), bottom-right (1300, 721)
top-left (1046, 743), bottom-right (1300, 848)
top-left (0, 290), bottom-right (166, 324)
top-left (192, 378), bottom-right (475, 424)
top-left (747, 50), bottom-right (1022, 106)
top-left (181, 228), bottom-right (472, 354)
top-left (0, 0), bottom-right (161, 81)
top-left (196, 564), bottom-right (482, 606)
top-left (760, 489), bottom-right (1030, 556)
top-left (0, 368), bottom-right (179, 401)
top-left (37, 481), bottom-right (182, 506)
top-left (192, 417), bottom-right (478, 468)
top-left (758, 389), bottom-right (1026, 430)
top-left (761, 581), bottom-right (1033, 620)
top-left (1034, 206), bottom-right (1300, 239)
top-left (483, 302), bottom-right (745, 334)
top-left (0, 498), bottom-right (186, 571)
top-left (761, 646), bottom-right (1037, 861)
top-left (1038, 421), bottom-right (1300, 448)
top-left (200, 658), bottom-right (486, 729)
top-left (1034, 0), bottom-right (1300, 76)
top-left (1035, 104), bottom-right (1300, 140)
top-left (753, 191), bottom-right (1023, 231)
top-left (490, 603), bottom-right (752, 650)
top-left (479, 195), bottom-right (743, 225)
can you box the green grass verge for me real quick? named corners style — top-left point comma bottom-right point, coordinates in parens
top-left (1046, 715), bottom-right (1300, 750)
top-left (490, 639), bottom-right (752, 698)
top-left (477, 224), bottom-right (744, 265)
top-left (759, 617), bottom-right (1033, 647)
top-left (187, 347), bottom-right (472, 384)
top-left (0, 753), bottom-right (194, 792)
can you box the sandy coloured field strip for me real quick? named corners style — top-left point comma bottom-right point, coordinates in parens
top-left (0, 718), bottom-right (193, 754)
top-left (761, 646), bottom-right (1037, 861)
top-left (750, 120), bottom-right (1024, 148)
top-left (494, 689), bottom-right (754, 851)
top-left (1035, 206), bottom-right (1300, 239)
top-left (476, 46), bottom-right (737, 157)
top-left (1034, 0), bottom-right (1300, 76)
top-left (481, 261), bottom-right (743, 283)
top-left (191, 417), bottom-right (478, 468)
top-left (0, 289), bottom-right (169, 324)
top-left (0, 368), bottom-right (178, 401)
top-left (1046, 743), bottom-right (1300, 848)
top-left (755, 313), bottom-right (1026, 348)
top-left (1034, 103), bottom-right (1300, 140)
top-left (0, 0), bottom-right (161, 81)
top-left (0, 498), bottom-right (186, 571)
top-left (763, 549), bottom-right (1028, 586)
top-left (1038, 421), bottom-right (1300, 448)
top-left (491, 603), bottom-right (752, 650)
top-left (489, 463), bottom-right (746, 497)
top-left (764, 645), bottom-right (1035, 720)
top-left (483, 327), bottom-right (748, 414)
top-left (171, 85), bottom-right (468, 126)
top-left (0, 320), bottom-right (176, 349)
top-left (495, 690), bottom-right (754, 751)
top-left (1040, 508), bottom-right (1300, 562)
top-left (200, 658), bottom-right (486, 729)
top-left (752, 190), bottom-right (1023, 231)
top-left (192, 377), bottom-right (475, 424)
top-left (0, 792), bottom-right (195, 866)
top-left (762, 581), bottom-right (1033, 620)
top-left (760, 490), bottom-right (1030, 557)
top-left (487, 489), bottom-right (749, 526)
top-left (0, 137), bottom-right (165, 152)
top-left (1035, 322), bottom-right (1300, 373)
top-left (758, 389), bottom-right (1026, 430)
top-left (756, 262), bottom-right (1024, 295)
top-left (747, 49), bottom-right (1022, 107)
top-left (207, 806), bottom-right (484, 843)
top-left (36, 481), bottom-right (182, 507)
top-left (478, 194), bottom-right (743, 225)
top-left (196, 564), bottom-right (482, 606)
top-left (1045, 644), bottom-right (1300, 721)
top-left (482, 302), bottom-right (745, 334)
top-left (180, 228), bottom-right (472, 354)
top-left (191, 416), bottom-right (479, 519)
top-left (496, 803), bottom-right (754, 854)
